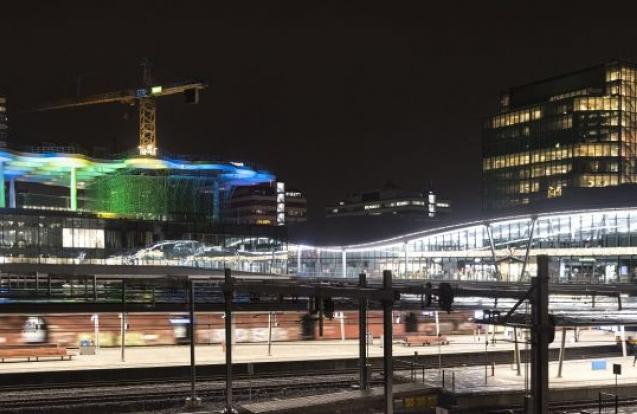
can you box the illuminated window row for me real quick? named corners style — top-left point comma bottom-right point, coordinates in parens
top-left (574, 95), bottom-right (637, 113)
top-left (607, 66), bottom-right (637, 83)
top-left (577, 174), bottom-right (619, 187)
top-left (574, 96), bottom-right (619, 111)
top-left (491, 106), bottom-right (542, 129)
top-left (549, 88), bottom-right (592, 102)
top-left (609, 82), bottom-right (637, 98)
top-left (483, 143), bottom-right (620, 171)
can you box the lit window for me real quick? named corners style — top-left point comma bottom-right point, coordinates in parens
top-left (62, 228), bottom-right (105, 249)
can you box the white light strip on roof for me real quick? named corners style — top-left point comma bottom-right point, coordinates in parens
top-left (300, 207), bottom-right (637, 252)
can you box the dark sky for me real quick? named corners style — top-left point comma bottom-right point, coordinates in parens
top-left (1, 1), bottom-right (636, 220)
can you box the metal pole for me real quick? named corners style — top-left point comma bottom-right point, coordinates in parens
top-left (93, 275), bottom-right (97, 302)
top-left (340, 312), bottom-right (345, 341)
top-left (359, 273), bottom-right (368, 390)
top-left (318, 297), bottom-right (324, 337)
top-left (342, 250), bottom-right (347, 278)
top-left (403, 242), bottom-right (408, 278)
top-left (120, 313), bottom-right (126, 362)
top-left (383, 270), bottom-right (394, 414)
top-left (187, 278), bottom-right (200, 407)
top-left (224, 268), bottom-right (235, 414)
top-left (486, 224), bottom-right (501, 280)
top-left (520, 217), bottom-right (537, 280)
top-left (93, 314), bottom-right (100, 350)
top-left (530, 255), bottom-right (550, 414)
top-left (484, 335), bottom-right (488, 385)
top-left (297, 246), bottom-right (302, 275)
top-left (267, 312), bottom-right (272, 357)
top-left (621, 325), bottom-right (627, 357)
top-left (514, 327), bottom-right (521, 376)
top-left (436, 311), bottom-right (442, 372)
top-left (557, 327), bottom-right (566, 378)
top-left (121, 279), bottom-right (126, 363)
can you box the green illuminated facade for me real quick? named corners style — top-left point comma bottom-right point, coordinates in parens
top-left (0, 147), bottom-right (274, 223)
top-left (86, 171), bottom-right (216, 220)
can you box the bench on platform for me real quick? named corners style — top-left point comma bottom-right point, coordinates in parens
top-left (402, 335), bottom-right (450, 347)
top-left (0, 343), bottom-right (73, 362)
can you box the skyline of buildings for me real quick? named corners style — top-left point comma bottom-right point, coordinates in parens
top-left (10, 60), bottom-right (637, 223)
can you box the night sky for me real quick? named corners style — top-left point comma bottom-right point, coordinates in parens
top-left (1, 2), bottom-right (637, 221)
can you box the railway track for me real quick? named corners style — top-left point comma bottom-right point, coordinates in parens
top-left (0, 369), bottom-right (384, 413)
top-left (0, 366), bottom-right (363, 392)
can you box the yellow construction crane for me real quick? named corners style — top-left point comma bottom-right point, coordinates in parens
top-left (32, 62), bottom-right (206, 156)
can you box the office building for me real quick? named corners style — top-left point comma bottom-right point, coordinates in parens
top-left (483, 60), bottom-right (637, 211)
top-left (227, 182), bottom-right (308, 226)
top-left (326, 187), bottom-right (450, 220)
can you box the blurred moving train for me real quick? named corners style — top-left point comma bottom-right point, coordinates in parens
top-left (0, 311), bottom-right (477, 347)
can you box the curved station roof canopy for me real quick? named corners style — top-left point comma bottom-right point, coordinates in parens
top-left (301, 206), bottom-right (637, 253)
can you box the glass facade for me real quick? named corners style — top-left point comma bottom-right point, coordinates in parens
top-left (10, 207), bottom-right (637, 285)
top-left (483, 61), bottom-right (637, 210)
top-left (0, 210), bottom-right (287, 273)
top-left (292, 207), bottom-right (637, 284)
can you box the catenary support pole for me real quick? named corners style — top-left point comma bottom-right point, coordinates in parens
top-left (296, 246), bottom-right (302, 275)
top-left (93, 314), bottom-right (100, 350)
top-left (359, 272), bottom-right (368, 390)
top-left (224, 268), bottom-right (235, 414)
top-left (120, 313), bottom-right (126, 362)
top-left (436, 311), bottom-right (442, 372)
top-left (514, 327), bottom-right (521, 376)
top-left (530, 255), bottom-right (550, 414)
top-left (121, 279), bottom-right (126, 362)
top-left (187, 278), bottom-right (200, 407)
top-left (267, 312), bottom-right (272, 356)
top-left (557, 327), bottom-right (566, 378)
top-left (621, 325), bottom-right (627, 357)
top-left (383, 270), bottom-right (394, 414)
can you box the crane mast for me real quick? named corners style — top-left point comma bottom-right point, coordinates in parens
top-left (139, 61), bottom-right (158, 156)
top-left (31, 63), bottom-right (206, 156)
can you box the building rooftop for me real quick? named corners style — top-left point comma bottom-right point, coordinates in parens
top-left (0, 147), bottom-right (274, 189)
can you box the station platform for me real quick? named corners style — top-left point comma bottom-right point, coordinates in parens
top-left (438, 354), bottom-right (637, 393)
top-left (0, 330), bottom-right (616, 375)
